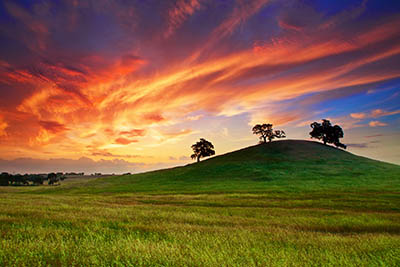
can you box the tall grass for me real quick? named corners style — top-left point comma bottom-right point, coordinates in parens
top-left (1, 141), bottom-right (399, 266)
top-left (0, 187), bottom-right (399, 266)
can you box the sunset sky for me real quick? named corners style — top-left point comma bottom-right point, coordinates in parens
top-left (0, 0), bottom-right (399, 174)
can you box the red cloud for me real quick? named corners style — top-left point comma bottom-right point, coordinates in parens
top-left (143, 113), bottom-right (165, 123)
top-left (278, 19), bottom-right (304, 32)
top-left (114, 137), bottom-right (138, 145)
top-left (38, 120), bottom-right (68, 133)
top-left (119, 129), bottom-right (146, 137)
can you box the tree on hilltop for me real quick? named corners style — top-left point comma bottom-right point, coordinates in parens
top-left (252, 123), bottom-right (286, 143)
top-left (191, 138), bottom-right (215, 162)
top-left (309, 119), bottom-right (346, 149)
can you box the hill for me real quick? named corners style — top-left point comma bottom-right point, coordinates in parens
top-left (3, 140), bottom-right (400, 266)
top-left (47, 140), bottom-right (400, 194)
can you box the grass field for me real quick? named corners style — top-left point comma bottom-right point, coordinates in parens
top-left (1, 140), bottom-right (399, 266)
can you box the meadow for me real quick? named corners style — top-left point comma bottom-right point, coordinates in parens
top-left (0, 141), bottom-right (399, 266)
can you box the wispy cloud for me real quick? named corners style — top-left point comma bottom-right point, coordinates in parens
top-left (369, 121), bottom-right (388, 127)
top-left (351, 109), bottom-right (400, 119)
top-left (347, 140), bottom-right (380, 149)
top-left (114, 137), bottom-right (138, 145)
top-left (347, 143), bottom-right (369, 148)
top-left (165, 0), bottom-right (203, 38)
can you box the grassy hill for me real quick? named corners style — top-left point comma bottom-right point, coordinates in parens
top-left (46, 140), bottom-right (400, 194)
top-left (1, 140), bottom-right (400, 266)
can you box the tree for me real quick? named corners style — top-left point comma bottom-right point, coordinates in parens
top-left (12, 174), bottom-right (28, 185)
top-left (310, 119), bottom-right (346, 149)
top-left (47, 172), bottom-right (59, 185)
top-left (0, 172), bottom-right (10, 186)
top-left (252, 123), bottom-right (286, 143)
top-left (30, 175), bottom-right (44, 185)
top-left (191, 138), bottom-right (215, 162)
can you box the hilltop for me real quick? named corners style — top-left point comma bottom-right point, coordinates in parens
top-left (2, 140), bottom-right (400, 266)
top-left (43, 140), bottom-right (400, 194)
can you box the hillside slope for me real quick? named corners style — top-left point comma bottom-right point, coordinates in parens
top-left (4, 140), bottom-right (400, 266)
top-left (42, 140), bottom-right (400, 194)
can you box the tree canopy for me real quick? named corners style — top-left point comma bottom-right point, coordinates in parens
top-left (309, 119), bottom-right (346, 149)
top-left (191, 138), bottom-right (215, 162)
top-left (0, 172), bottom-right (65, 186)
top-left (252, 123), bottom-right (286, 143)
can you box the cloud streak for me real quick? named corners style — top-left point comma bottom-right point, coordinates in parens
top-left (165, 0), bottom-right (203, 38)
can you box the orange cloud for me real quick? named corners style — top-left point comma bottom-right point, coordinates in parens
top-left (369, 121), bottom-right (387, 127)
top-left (351, 109), bottom-right (400, 120)
top-left (0, 117), bottom-right (7, 137)
top-left (119, 129), bottom-right (146, 137)
top-left (371, 109), bottom-right (400, 118)
top-left (350, 113), bottom-right (367, 119)
top-left (114, 137), bottom-right (138, 145)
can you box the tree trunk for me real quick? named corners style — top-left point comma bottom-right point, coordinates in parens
top-left (263, 136), bottom-right (266, 143)
top-left (197, 156), bottom-right (200, 162)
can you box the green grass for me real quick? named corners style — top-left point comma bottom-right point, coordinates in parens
top-left (1, 140), bottom-right (399, 266)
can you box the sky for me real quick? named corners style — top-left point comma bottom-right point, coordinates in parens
top-left (0, 0), bottom-right (399, 174)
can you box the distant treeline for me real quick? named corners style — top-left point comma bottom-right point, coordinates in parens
top-left (0, 172), bottom-right (67, 186)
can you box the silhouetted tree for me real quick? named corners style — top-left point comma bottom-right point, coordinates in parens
top-left (30, 175), bottom-right (44, 185)
top-left (56, 172), bottom-right (66, 181)
top-left (0, 172), bottom-right (10, 186)
top-left (47, 172), bottom-right (59, 185)
top-left (0, 172), bottom-right (61, 186)
top-left (12, 174), bottom-right (28, 185)
top-left (191, 138), bottom-right (215, 162)
top-left (310, 119), bottom-right (346, 149)
top-left (252, 123), bottom-right (286, 143)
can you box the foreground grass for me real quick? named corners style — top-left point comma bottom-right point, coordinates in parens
top-left (1, 141), bottom-right (399, 266)
top-left (1, 185), bottom-right (399, 266)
